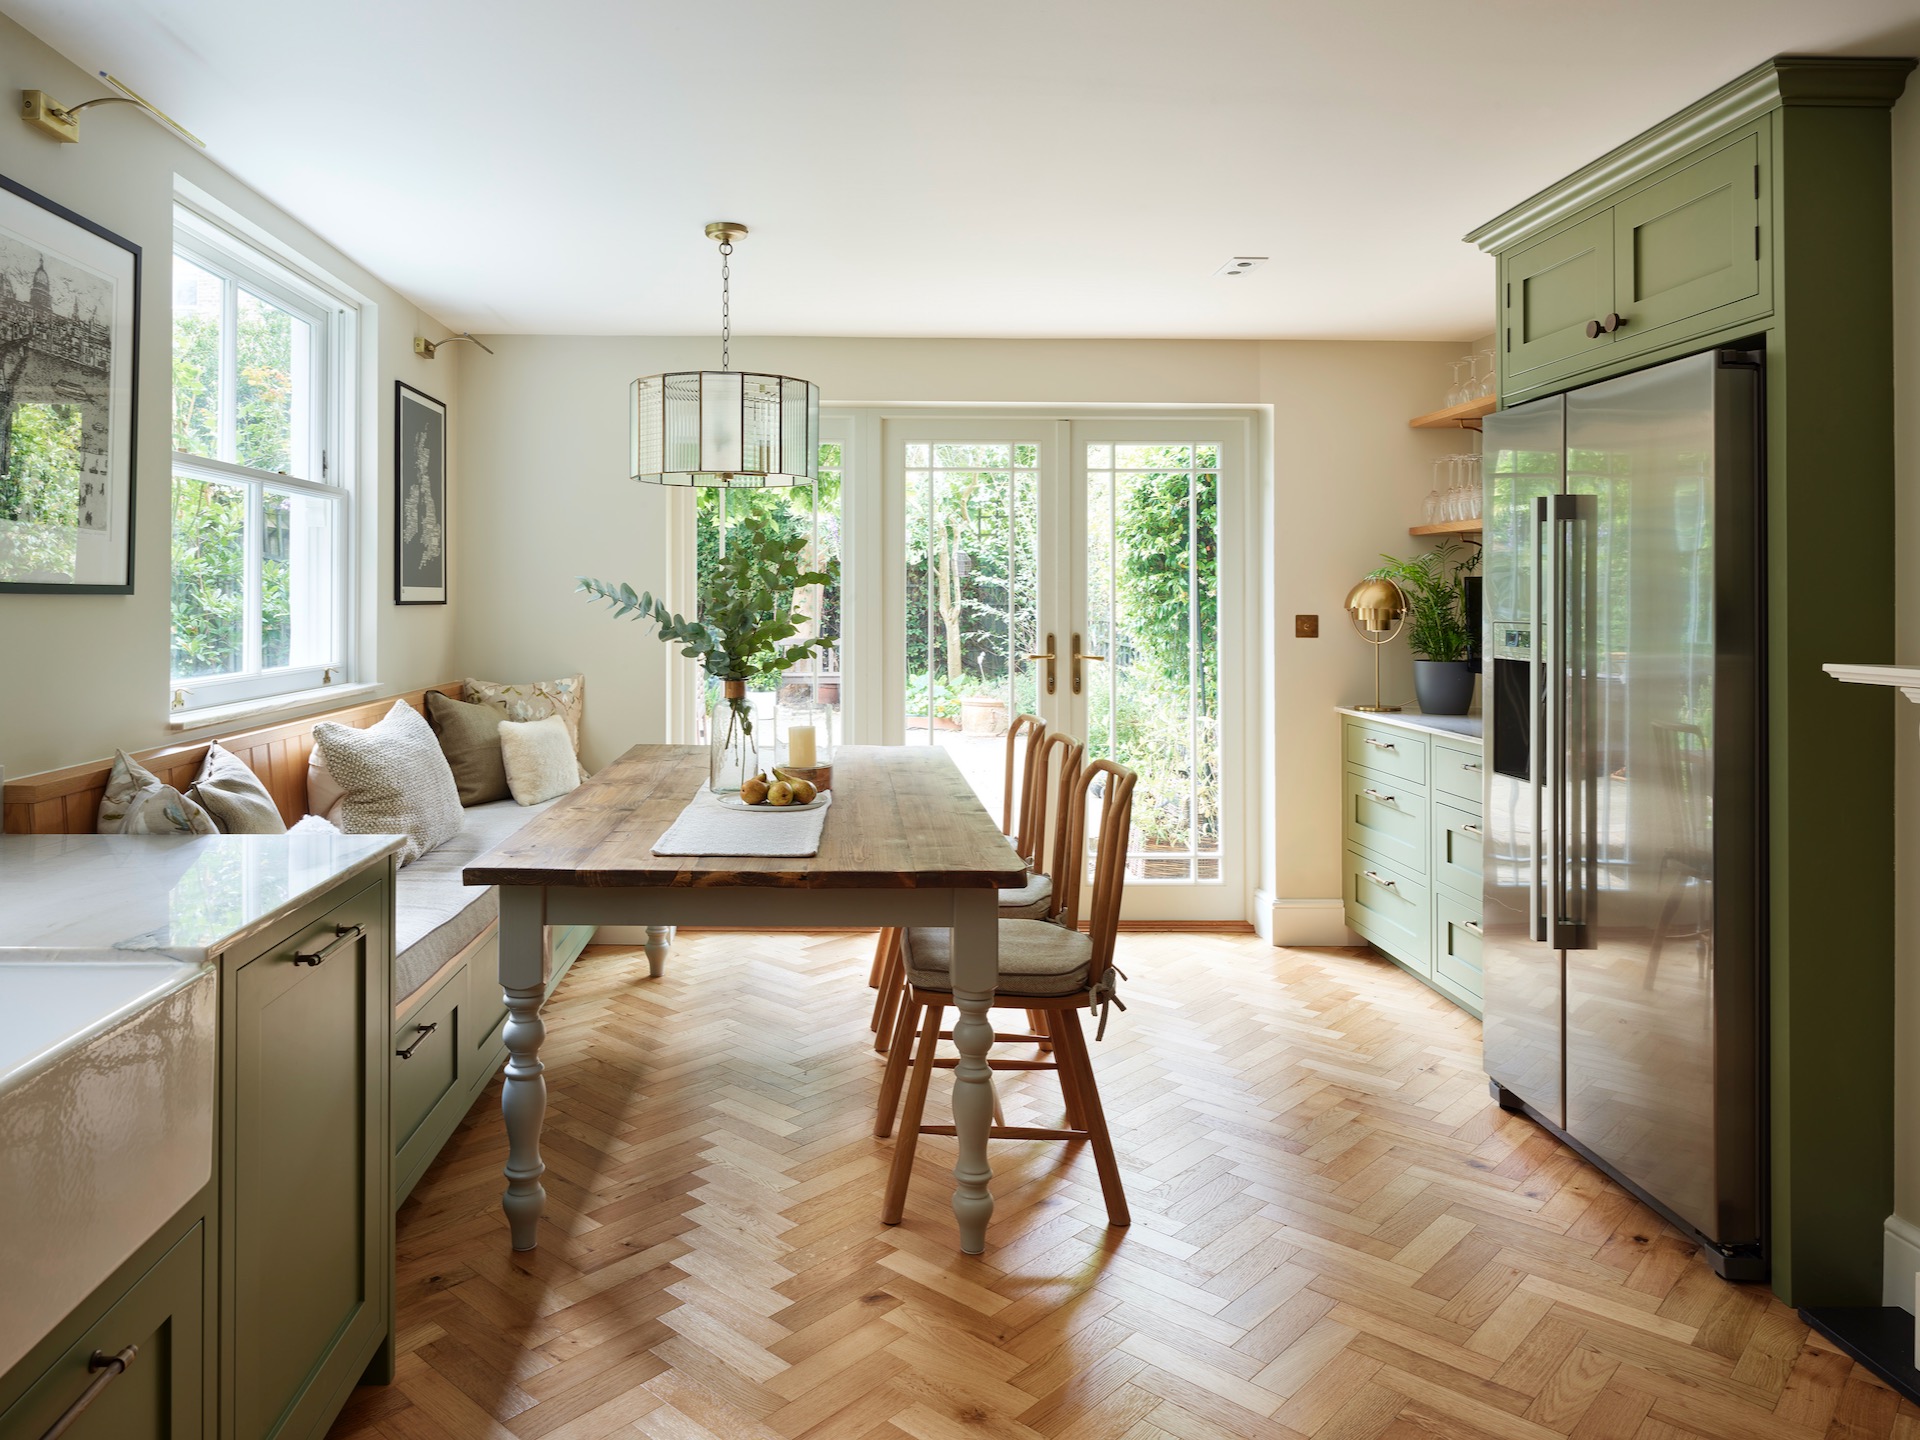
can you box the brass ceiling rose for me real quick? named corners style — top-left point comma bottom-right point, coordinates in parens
top-left (703, 221), bottom-right (749, 245)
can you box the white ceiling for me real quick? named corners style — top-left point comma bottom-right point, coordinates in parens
top-left (10, 0), bottom-right (1920, 340)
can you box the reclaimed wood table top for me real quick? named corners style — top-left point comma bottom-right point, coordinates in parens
top-left (466, 744), bottom-right (1028, 890)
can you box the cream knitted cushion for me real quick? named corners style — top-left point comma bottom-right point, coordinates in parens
top-left (499, 715), bottom-right (581, 806)
top-left (311, 700), bottom-right (462, 864)
top-left (98, 750), bottom-right (219, 836)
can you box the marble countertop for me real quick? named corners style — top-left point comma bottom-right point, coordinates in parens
top-left (0, 832), bottom-right (401, 962)
top-left (1337, 707), bottom-right (1484, 740)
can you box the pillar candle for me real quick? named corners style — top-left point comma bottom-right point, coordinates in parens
top-left (787, 725), bottom-right (817, 769)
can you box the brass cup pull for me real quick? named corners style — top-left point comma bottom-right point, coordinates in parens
top-left (396, 1021), bottom-right (439, 1061)
top-left (293, 923), bottom-right (366, 968)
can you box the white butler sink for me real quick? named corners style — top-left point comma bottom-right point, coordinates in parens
top-left (0, 955), bottom-right (217, 1377)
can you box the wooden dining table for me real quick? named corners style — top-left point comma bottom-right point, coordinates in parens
top-left (465, 743), bottom-right (1028, 1255)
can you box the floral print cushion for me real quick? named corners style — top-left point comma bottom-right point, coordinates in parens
top-left (98, 750), bottom-right (219, 836)
top-left (464, 674), bottom-right (587, 779)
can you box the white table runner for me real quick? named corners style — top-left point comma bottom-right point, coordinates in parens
top-left (651, 788), bottom-right (834, 858)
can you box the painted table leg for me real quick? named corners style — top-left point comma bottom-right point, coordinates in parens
top-left (644, 925), bottom-right (672, 978)
top-left (946, 887), bottom-right (999, 1254)
top-left (498, 886), bottom-right (549, 1250)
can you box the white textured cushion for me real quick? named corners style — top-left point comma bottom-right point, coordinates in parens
top-left (311, 701), bottom-right (462, 865)
top-left (904, 920), bottom-right (1093, 998)
top-left (289, 813), bottom-right (341, 835)
top-left (97, 750), bottom-right (218, 836)
top-left (306, 745), bottom-right (346, 820)
top-left (999, 870), bottom-right (1054, 920)
top-left (499, 716), bottom-right (580, 806)
top-left (188, 742), bottom-right (286, 834)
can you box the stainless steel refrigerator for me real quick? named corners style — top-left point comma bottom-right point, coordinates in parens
top-left (1480, 348), bottom-right (1766, 1281)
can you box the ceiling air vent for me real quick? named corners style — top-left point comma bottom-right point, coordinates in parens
top-left (1214, 257), bottom-right (1268, 278)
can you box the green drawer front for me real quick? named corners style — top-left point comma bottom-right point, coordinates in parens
top-left (1434, 890), bottom-right (1484, 1005)
top-left (0, 1222), bottom-right (205, 1440)
top-left (1344, 848), bottom-right (1430, 975)
top-left (1343, 720), bottom-right (1427, 787)
top-left (1432, 742), bottom-right (1485, 805)
top-left (1433, 802), bottom-right (1484, 898)
top-left (1344, 767), bottom-right (1428, 875)
top-left (468, 930), bottom-right (507, 1058)
top-left (393, 970), bottom-right (463, 1152)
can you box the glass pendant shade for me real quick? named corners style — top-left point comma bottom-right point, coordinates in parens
top-left (631, 371), bottom-right (820, 488)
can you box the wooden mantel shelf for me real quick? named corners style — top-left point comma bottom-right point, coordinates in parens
top-left (1410, 395), bottom-right (1496, 431)
top-left (1824, 663), bottom-right (1920, 703)
top-left (1409, 518), bottom-right (1483, 538)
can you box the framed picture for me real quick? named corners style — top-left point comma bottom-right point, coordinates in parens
top-left (395, 381), bottom-right (447, 604)
top-left (0, 173), bottom-right (140, 594)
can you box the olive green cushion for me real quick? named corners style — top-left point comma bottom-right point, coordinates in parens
top-left (904, 920), bottom-right (1092, 998)
top-left (426, 690), bottom-right (511, 806)
top-left (187, 742), bottom-right (286, 834)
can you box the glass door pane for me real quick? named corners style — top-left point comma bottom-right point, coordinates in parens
top-left (902, 441), bottom-right (1040, 815)
top-left (1083, 441), bottom-right (1221, 884)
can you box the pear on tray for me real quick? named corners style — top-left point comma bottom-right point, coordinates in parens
top-left (735, 770), bottom-right (819, 806)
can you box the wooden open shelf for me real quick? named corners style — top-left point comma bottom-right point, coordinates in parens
top-left (1409, 395), bottom-right (1496, 430)
top-left (1409, 518), bottom-right (1483, 538)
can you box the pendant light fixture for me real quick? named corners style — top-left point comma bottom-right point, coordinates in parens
top-left (630, 222), bottom-right (820, 488)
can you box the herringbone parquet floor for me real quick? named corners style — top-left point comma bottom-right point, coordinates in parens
top-left (327, 932), bottom-right (1915, 1440)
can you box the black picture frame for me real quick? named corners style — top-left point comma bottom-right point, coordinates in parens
top-left (394, 380), bottom-right (447, 605)
top-left (0, 172), bottom-right (141, 595)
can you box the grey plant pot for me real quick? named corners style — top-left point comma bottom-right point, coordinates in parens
top-left (1413, 660), bottom-right (1475, 716)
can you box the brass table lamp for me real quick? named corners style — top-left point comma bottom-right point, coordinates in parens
top-left (1345, 576), bottom-right (1406, 713)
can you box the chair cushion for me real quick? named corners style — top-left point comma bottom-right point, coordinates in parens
top-left (394, 797), bottom-right (559, 1003)
top-left (998, 870), bottom-right (1053, 920)
top-left (904, 920), bottom-right (1093, 999)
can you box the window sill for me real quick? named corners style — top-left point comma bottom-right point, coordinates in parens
top-left (168, 682), bottom-right (379, 733)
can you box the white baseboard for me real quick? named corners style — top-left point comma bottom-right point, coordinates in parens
top-left (1884, 1212), bottom-right (1920, 1313)
top-left (1260, 897), bottom-right (1361, 948)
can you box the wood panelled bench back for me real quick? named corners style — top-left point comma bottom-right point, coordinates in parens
top-left (2, 683), bottom-right (464, 835)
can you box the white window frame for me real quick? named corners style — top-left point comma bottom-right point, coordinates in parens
top-left (168, 207), bottom-right (355, 712)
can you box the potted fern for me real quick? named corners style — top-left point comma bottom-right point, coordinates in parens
top-left (1367, 541), bottom-right (1481, 715)
top-left (580, 533), bottom-right (838, 792)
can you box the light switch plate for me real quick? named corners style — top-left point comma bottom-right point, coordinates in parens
top-left (1295, 614), bottom-right (1319, 638)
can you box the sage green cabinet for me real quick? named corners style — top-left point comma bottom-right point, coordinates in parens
top-left (0, 1223), bottom-right (205, 1440)
top-left (1341, 717), bottom-right (1483, 1013)
top-left (1499, 125), bottom-right (1772, 401)
top-left (1504, 212), bottom-right (1616, 389)
top-left (225, 871), bottom-right (392, 1440)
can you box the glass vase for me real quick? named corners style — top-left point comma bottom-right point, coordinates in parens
top-left (710, 679), bottom-right (760, 794)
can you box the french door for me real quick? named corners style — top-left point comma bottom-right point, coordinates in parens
top-left (881, 416), bottom-right (1246, 921)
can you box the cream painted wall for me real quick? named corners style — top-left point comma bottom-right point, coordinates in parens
top-left (452, 333), bottom-right (1472, 927)
top-left (1886, 85), bottom-right (1920, 1310)
top-left (0, 10), bottom-right (465, 777)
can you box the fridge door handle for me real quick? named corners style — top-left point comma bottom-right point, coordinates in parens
top-left (1531, 493), bottom-right (1550, 943)
top-left (1553, 492), bottom-right (1597, 950)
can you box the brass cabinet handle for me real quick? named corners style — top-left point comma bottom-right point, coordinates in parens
top-left (39, 1346), bottom-right (137, 1440)
top-left (1362, 788), bottom-right (1397, 805)
top-left (1362, 737), bottom-right (1396, 751)
top-left (1463, 920), bottom-right (1484, 937)
top-left (1362, 869), bottom-right (1398, 893)
top-left (293, 923), bottom-right (366, 968)
top-left (1070, 633), bottom-right (1104, 696)
top-left (1028, 632), bottom-right (1058, 695)
top-left (1461, 762), bottom-right (1482, 773)
top-left (396, 1020), bottom-right (439, 1061)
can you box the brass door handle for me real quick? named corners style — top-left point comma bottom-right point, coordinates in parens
top-left (1070, 634), bottom-right (1105, 695)
top-left (1028, 633), bottom-right (1057, 695)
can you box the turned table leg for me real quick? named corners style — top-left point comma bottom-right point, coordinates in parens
top-left (946, 887), bottom-right (999, 1255)
top-left (498, 886), bottom-right (549, 1250)
top-left (643, 925), bottom-right (672, 978)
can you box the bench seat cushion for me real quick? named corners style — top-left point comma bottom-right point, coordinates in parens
top-left (395, 797), bottom-right (559, 1004)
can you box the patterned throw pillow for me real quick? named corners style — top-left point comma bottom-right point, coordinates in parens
top-left (188, 742), bottom-right (287, 834)
top-left (311, 700), bottom-right (462, 865)
top-left (465, 675), bottom-right (587, 779)
top-left (98, 750), bottom-right (219, 835)
top-left (499, 716), bottom-right (581, 806)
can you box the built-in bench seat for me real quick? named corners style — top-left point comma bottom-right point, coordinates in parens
top-left (0, 682), bottom-right (600, 1207)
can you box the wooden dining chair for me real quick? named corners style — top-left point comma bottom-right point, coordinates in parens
top-left (876, 758), bottom-right (1138, 1229)
top-left (869, 715), bottom-right (1052, 1049)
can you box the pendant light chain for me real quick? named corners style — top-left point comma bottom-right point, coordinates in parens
top-left (718, 240), bottom-right (732, 371)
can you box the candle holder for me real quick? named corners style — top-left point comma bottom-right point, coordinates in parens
top-left (776, 691), bottom-right (839, 793)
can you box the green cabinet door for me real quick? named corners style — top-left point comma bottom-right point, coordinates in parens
top-left (0, 1224), bottom-right (205, 1440)
top-left (1503, 211), bottom-right (1615, 386)
top-left (1612, 130), bottom-right (1764, 353)
top-left (230, 879), bottom-right (389, 1440)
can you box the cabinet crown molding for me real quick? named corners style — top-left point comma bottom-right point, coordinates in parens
top-left (1465, 54), bottom-right (1915, 255)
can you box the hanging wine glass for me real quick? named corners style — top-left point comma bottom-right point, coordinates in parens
top-left (1446, 361), bottom-right (1465, 408)
top-left (1477, 348), bottom-right (1498, 400)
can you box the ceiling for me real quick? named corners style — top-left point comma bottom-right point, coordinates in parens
top-left (10, 0), bottom-right (1920, 340)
